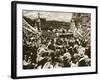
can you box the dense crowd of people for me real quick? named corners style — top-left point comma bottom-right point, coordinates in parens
top-left (23, 27), bottom-right (91, 69)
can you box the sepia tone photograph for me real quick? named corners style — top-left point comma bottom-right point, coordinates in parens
top-left (22, 10), bottom-right (91, 69)
top-left (11, 1), bottom-right (97, 78)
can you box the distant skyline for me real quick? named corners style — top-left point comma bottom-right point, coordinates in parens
top-left (23, 10), bottom-right (72, 22)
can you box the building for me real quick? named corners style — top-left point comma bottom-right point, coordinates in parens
top-left (70, 13), bottom-right (91, 41)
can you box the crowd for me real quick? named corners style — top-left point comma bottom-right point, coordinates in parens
top-left (23, 27), bottom-right (91, 69)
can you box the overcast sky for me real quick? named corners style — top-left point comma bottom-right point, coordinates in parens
top-left (23, 10), bottom-right (72, 22)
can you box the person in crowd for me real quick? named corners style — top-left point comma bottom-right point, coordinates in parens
top-left (78, 55), bottom-right (91, 66)
top-left (71, 53), bottom-right (79, 67)
top-left (48, 39), bottom-right (55, 51)
top-left (62, 51), bottom-right (72, 67)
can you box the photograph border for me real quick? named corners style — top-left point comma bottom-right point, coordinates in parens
top-left (11, 1), bottom-right (98, 79)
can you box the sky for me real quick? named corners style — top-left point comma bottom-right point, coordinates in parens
top-left (23, 10), bottom-right (73, 22)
